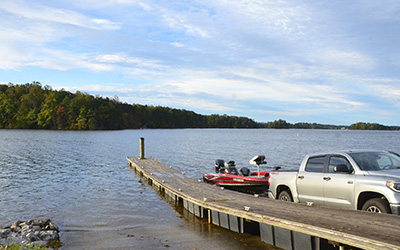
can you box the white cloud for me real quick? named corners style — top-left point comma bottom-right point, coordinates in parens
top-left (317, 49), bottom-right (375, 70)
top-left (66, 0), bottom-right (143, 8)
top-left (171, 42), bottom-right (184, 47)
top-left (159, 9), bottom-right (211, 38)
top-left (367, 83), bottom-right (400, 107)
top-left (58, 82), bottom-right (235, 112)
top-left (0, 46), bottom-right (26, 70)
top-left (132, 65), bottom-right (365, 116)
top-left (199, 0), bottom-right (312, 41)
top-left (226, 0), bottom-right (310, 32)
top-left (94, 53), bottom-right (165, 70)
top-left (61, 84), bottom-right (134, 94)
top-left (0, 0), bottom-right (120, 30)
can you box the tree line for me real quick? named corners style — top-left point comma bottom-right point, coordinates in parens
top-left (0, 82), bottom-right (260, 129)
top-left (263, 119), bottom-right (399, 130)
top-left (262, 119), bottom-right (347, 129)
top-left (347, 122), bottom-right (400, 131)
top-left (0, 82), bottom-right (398, 130)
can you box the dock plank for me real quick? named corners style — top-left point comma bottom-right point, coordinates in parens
top-left (127, 157), bottom-right (400, 250)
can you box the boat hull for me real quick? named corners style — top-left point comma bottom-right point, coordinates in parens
top-left (203, 172), bottom-right (269, 194)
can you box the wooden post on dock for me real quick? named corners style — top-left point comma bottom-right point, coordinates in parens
top-left (139, 137), bottom-right (145, 159)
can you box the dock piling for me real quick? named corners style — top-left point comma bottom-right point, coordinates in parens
top-left (139, 137), bottom-right (145, 159)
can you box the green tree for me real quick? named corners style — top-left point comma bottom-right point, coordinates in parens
top-left (268, 119), bottom-right (291, 129)
top-left (37, 91), bottom-right (59, 129)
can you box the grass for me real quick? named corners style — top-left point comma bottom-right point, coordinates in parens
top-left (0, 240), bottom-right (62, 250)
top-left (0, 244), bottom-right (47, 250)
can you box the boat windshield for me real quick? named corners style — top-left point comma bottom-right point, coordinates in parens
top-left (349, 151), bottom-right (400, 171)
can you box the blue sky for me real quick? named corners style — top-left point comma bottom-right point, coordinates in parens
top-left (1, 0), bottom-right (400, 125)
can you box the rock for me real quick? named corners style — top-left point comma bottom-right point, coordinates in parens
top-left (6, 236), bottom-right (23, 245)
top-left (0, 229), bottom-right (11, 238)
top-left (10, 220), bottom-right (22, 232)
top-left (21, 224), bottom-right (30, 231)
top-left (44, 222), bottom-right (59, 231)
top-left (11, 220), bottom-right (22, 227)
top-left (0, 219), bottom-right (60, 248)
top-left (26, 219), bottom-right (35, 225)
top-left (21, 227), bottom-right (33, 236)
top-left (21, 239), bottom-right (30, 246)
top-left (0, 238), bottom-right (15, 248)
top-left (26, 232), bottom-right (40, 242)
top-left (39, 230), bottom-right (59, 242)
top-left (41, 219), bottom-right (50, 227)
top-left (0, 239), bottom-right (7, 247)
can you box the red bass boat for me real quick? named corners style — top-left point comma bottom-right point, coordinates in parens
top-left (203, 155), bottom-right (270, 194)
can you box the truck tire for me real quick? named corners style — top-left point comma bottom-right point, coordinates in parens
top-left (278, 190), bottom-right (293, 202)
top-left (362, 198), bottom-right (391, 213)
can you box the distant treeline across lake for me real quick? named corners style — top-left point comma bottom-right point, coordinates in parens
top-left (0, 82), bottom-right (399, 130)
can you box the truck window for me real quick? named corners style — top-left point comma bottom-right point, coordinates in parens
top-left (305, 156), bottom-right (325, 172)
top-left (328, 156), bottom-right (353, 173)
top-left (377, 155), bottom-right (392, 167)
top-left (350, 151), bottom-right (400, 170)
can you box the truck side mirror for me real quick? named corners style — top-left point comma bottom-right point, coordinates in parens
top-left (334, 164), bottom-right (351, 173)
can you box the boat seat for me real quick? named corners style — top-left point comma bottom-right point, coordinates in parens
top-left (228, 167), bottom-right (238, 175)
top-left (225, 161), bottom-right (238, 175)
top-left (240, 167), bottom-right (250, 176)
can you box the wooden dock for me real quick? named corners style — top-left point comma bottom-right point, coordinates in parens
top-left (127, 156), bottom-right (400, 250)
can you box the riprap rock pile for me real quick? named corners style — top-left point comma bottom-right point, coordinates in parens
top-left (0, 219), bottom-right (60, 248)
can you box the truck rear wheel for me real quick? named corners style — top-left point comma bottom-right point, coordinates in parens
top-left (278, 190), bottom-right (293, 202)
top-left (362, 198), bottom-right (390, 213)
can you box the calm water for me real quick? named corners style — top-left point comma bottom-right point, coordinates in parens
top-left (1, 129), bottom-right (400, 248)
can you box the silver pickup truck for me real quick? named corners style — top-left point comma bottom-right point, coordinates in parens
top-left (268, 150), bottom-right (400, 214)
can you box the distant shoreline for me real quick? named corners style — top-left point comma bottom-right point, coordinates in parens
top-left (1, 127), bottom-right (399, 132)
top-left (1, 82), bottom-right (399, 131)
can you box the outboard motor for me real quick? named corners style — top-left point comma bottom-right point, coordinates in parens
top-left (215, 159), bottom-right (225, 173)
top-left (225, 161), bottom-right (238, 175)
top-left (240, 167), bottom-right (250, 176)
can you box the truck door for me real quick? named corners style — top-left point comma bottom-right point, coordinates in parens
top-left (296, 155), bottom-right (326, 206)
top-left (323, 155), bottom-right (355, 209)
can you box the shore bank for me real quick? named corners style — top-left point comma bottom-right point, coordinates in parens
top-left (0, 219), bottom-right (60, 248)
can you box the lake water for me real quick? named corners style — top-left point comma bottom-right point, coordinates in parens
top-left (1, 129), bottom-right (400, 249)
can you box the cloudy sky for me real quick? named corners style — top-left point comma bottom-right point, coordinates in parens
top-left (1, 0), bottom-right (400, 125)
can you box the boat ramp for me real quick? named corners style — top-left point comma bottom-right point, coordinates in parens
top-left (127, 142), bottom-right (400, 250)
